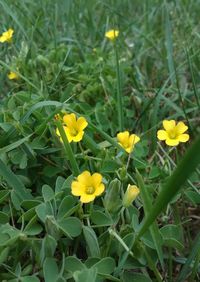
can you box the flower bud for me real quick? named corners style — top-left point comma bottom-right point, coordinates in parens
top-left (123, 184), bottom-right (140, 208)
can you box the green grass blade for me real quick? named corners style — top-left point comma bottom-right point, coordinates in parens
top-left (0, 134), bottom-right (32, 154)
top-left (136, 170), bottom-right (164, 268)
top-left (0, 159), bottom-right (32, 201)
top-left (165, 1), bottom-right (175, 84)
top-left (137, 134), bottom-right (200, 239)
top-left (55, 120), bottom-right (80, 176)
top-left (176, 232), bottom-right (200, 282)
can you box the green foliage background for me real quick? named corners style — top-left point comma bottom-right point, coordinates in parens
top-left (0, 0), bottom-right (200, 281)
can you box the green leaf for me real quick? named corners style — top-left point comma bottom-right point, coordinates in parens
top-left (0, 246), bottom-right (9, 264)
top-left (0, 159), bottom-right (32, 201)
top-left (21, 276), bottom-right (40, 282)
top-left (0, 211), bottom-right (9, 224)
top-left (24, 216), bottom-right (43, 236)
top-left (57, 195), bottom-right (76, 219)
top-left (83, 226), bottom-right (100, 257)
top-left (160, 224), bottom-right (184, 251)
top-left (0, 190), bottom-right (10, 204)
top-left (65, 256), bottom-right (86, 274)
top-left (43, 258), bottom-right (59, 282)
top-left (92, 257), bottom-right (115, 275)
top-left (40, 235), bottom-right (57, 264)
top-left (91, 210), bottom-right (113, 226)
top-left (58, 217), bottom-right (82, 238)
top-left (36, 202), bottom-right (54, 223)
top-left (73, 268), bottom-right (97, 282)
top-left (42, 185), bottom-right (55, 202)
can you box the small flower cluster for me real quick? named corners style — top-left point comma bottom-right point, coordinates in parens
top-left (0, 28), bottom-right (19, 80)
top-left (55, 111), bottom-right (190, 204)
top-left (0, 28), bottom-right (14, 43)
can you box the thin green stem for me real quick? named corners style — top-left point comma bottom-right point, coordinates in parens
top-left (114, 41), bottom-right (124, 131)
top-left (168, 247), bottom-right (173, 282)
top-left (55, 120), bottom-right (80, 176)
top-left (143, 246), bottom-right (163, 282)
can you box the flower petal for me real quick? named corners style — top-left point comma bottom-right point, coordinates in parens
top-left (157, 130), bottom-right (167, 140)
top-left (117, 131), bottom-right (129, 143)
top-left (165, 138), bottom-right (179, 146)
top-left (94, 183), bottom-right (105, 196)
top-left (77, 171), bottom-right (92, 186)
top-left (71, 181), bottom-right (85, 196)
top-left (129, 134), bottom-right (140, 145)
top-left (125, 146), bottom-right (132, 153)
top-left (92, 173), bottom-right (102, 187)
top-left (63, 113), bottom-right (76, 128)
top-left (178, 134), bottom-right (190, 143)
top-left (163, 120), bottom-right (176, 131)
top-left (64, 127), bottom-right (73, 143)
top-left (176, 122), bottom-right (188, 134)
top-left (80, 194), bottom-right (95, 203)
top-left (77, 117), bottom-right (88, 131)
top-left (72, 131), bottom-right (84, 142)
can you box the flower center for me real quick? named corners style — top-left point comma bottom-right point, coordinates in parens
top-left (85, 186), bottom-right (95, 195)
top-left (70, 128), bottom-right (78, 137)
top-left (168, 129), bottom-right (177, 139)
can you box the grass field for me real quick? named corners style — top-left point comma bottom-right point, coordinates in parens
top-left (0, 0), bottom-right (200, 281)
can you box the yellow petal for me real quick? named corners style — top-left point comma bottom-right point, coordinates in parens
top-left (77, 171), bottom-right (92, 186)
top-left (63, 113), bottom-right (77, 128)
top-left (94, 183), bottom-right (105, 196)
top-left (157, 130), bottom-right (167, 140)
top-left (125, 146), bottom-right (132, 153)
top-left (165, 138), bottom-right (179, 146)
top-left (129, 134), bottom-right (140, 145)
top-left (80, 194), bottom-right (95, 203)
top-left (105, 29), bottom-right (119, 40)
top-left (71, 181), bottom-right (85, 196)
top-left (92, 173), bottom-right (103, 187)
top-left (8, 71), bottom-right (18, 80)
top-left (178, 134), bottom-right (189, 143)
top-left (175, 122), bottom-right (188, 134)
top-left (163, 120), bottom-right (176, 131)
top-left (64, 127), bottom-right (73, 143)
top-left (77, 117), bottom-right (88, 131)
top-left (72, 131), bottom-right (84, 142)
top-left (117, 131), bottom-right (129, 144)
top-left (123, 184), bottom-right (140, 207)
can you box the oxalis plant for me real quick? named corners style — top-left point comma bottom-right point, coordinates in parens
top-left (0, 1), bottom-right (200, 281)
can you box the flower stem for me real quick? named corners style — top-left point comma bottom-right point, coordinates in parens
top-left (114, 41), bottom-right (124, 131)
top-left (55, 120), bottom-right (80, 176)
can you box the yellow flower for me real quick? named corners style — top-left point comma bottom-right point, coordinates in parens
top-left (8, 71), bottom-right (19, 80)
top-left (0, 28), bottom-right (14, 43)
top-left (56, 113), bottom-right (88, 143)
top-left (71, 171), bottom-right (105, 203)
top-left (105, 29), bottom-right (119, 40)
top-left (123, 184), bottom-right (140, 208)
top-left (117, 131), bottom-right (140, 153)
top-left (157, 120), bottom-right (190, 146)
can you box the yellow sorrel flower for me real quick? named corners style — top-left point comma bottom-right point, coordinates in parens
top-left (56, 113), bottom-right (88, 143)
top-left (0, 28), bottom-right (14, 43)
top-left (105, 29), bottom-right (119, 40)
top-left (123, 184), bottom-right (140, 208)
top-left (71, 170), bottom-right (105, 203)
top-left (117, 131), bottom-right (140, 153)
top-left (8, 71), bottom-right (19, 80)
top-left (157, 120), bottom-right (189, 146)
